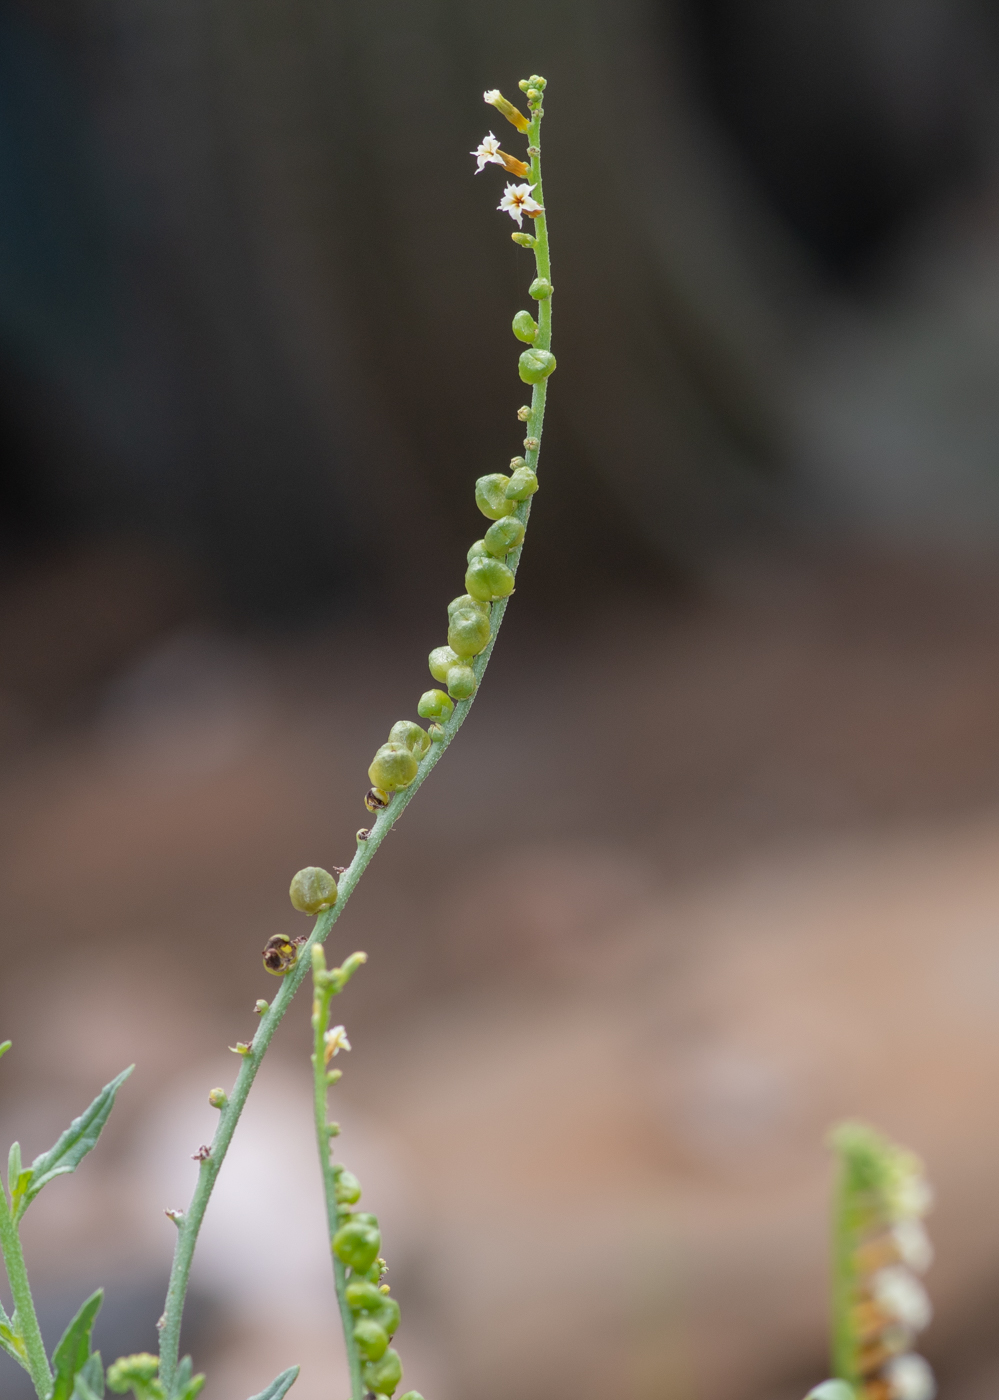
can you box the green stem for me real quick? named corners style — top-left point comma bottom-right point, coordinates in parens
top-left (830, 1159), bottom-right (856, 1387)
top-left (311, 976), bottom-right (364, 1400)
top-left (157, 82), bottom-right (552, 1395)
top-left (0, 1191), bottom-right (54, 1399)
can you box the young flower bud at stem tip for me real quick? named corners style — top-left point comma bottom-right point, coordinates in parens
top-left (511, 232), bottom-right (536, 248)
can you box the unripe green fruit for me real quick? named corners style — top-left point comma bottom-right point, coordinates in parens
top-left (446, 665), bottom-right (477, 700)
top-left (518, 348), bottom-right (556, 384)
top-left (289, 866), bottom-right (338, 915)
top-left (345, 1279), bottom-right (384, 1313)
top-left (368, 744), bottom-right (418, 793)
top-left (363, 1348), bottom-right (403, 1396)
top-left (388, 720), bottom-right (430, 759)
top-left (466, 554), bottom-right (516, 602)
top-left (475, 474), bottom-right (517, 520)
top-left (506, 465), bottom-right (539, 500)
top-left (467, 540), bottom-right (489, 563)
top-left (447, 611), bottom-right (490, 658)
top-left (399, 1393), bottom-right (425, 1400)
top-left (484, 517), bottom-right (525, 556)
top-left (529, 276), bottom-right (553, 299)
top-left (369, 1294), bottom-right (401, 1337)
top-left (334, 1169), bottom-right (362, 1204)
top-left (448, 593), bottom-right (490, 619)
top-left (332, 1220), bottom-right (381, 1273)
top-left (351, 1212), bottom-right (379, 1227)
top-left (417, 689), bottom-right (454, 721)
top-left (429, 646), bottom-right (461, 683)
top-left (512, 310), bottom-right (538, 344)
top-left (353, 1318), bottom-right (389, 1361)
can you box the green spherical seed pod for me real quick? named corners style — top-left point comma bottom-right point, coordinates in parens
top-left (512, 309), bottom-right (538, 344)
top-left (446, 664), bottom-right (477, 700)
top-left (429, 646), bottom-right (461, 684)
top-left (363, 1349), bottom-right (403, 1396)
top-left (351, 1212), bottom-right (379, 1228)
top-left (448, 593), bottom-right (490, 619)
top-left (467, 539), bottom-right (489, 564)
top-left (484, 517), bottom-right (526, 556)
top-left (368, 743), bottom-right (419, 793)
top-left (465, 554), bottom-right (516, 603)
top-left (417, 689), bottom-right (454, 721)
top-left (475, 474), bottom-right (517, 520)
top-left (369, 1295), bottom-right (401, 1337)
top-left (353, 1317), bottom-right (389, 1362)
top-left (345, 1279), bottom-right (384, 1313)
top-left (289, 866), bottom-right (338, 915)
top-left (505, 466), bottom-right (539, 501)
top-left (332, 1220), bottom-right (381, 1273)
top-left (518, 348), bottom-right (556, 384)
top-left (529, 276), bottom-right (553, 299)
top-left (447, 610), bottom-right (490, 658)
top-left (398, 1392), bottom-right (425, 1400)
top-left (335, 1169), bottom-right (362, 1205)
top-left (388, 720), bottom-right (430, 759)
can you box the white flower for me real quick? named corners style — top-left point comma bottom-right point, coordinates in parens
top-left (471, 132), bottom-right (503, 173)
top-left (884, 1354), bottom-right (936, 1400)
top-left (323, 1024), bottom-right (351, 1064)
top-left (498, 182), bottom-right (543, 227)
top-left (872, 1266), bottom-right (932, 1331)
top-left (892, 1218), bottom-right (934, 1273)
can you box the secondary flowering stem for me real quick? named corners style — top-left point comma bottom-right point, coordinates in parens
top-left (157, 78), bottom-right (553, 1395)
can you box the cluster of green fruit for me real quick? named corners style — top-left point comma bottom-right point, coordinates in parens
top-left (329, 1169), bottom-right (421, 1400)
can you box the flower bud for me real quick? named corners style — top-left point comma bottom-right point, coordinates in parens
top-left (368, 743), bottom-right (419, 793)
top-left (483, 89), bottom-right (530, 133)
top-left (484, 517), bottom-right (525, 556)
top-left (208, 1088), bottom-right (227, 1109)
top-left (289, 866), bottom-right (338, 915)
top-left (448, 610), bottom-right (490, 658)
top-left (345, 1279), bottom-right (384, 1313)
top-left (335, 1169), bottom-right (362, 1204)
top-left (108, 1355), bottom-right (160, 1394)
top-left (429, 646), bottom-right (461, 683)
top-left (363, 1348), bottom-right (403, 1396)
top-left (333, 1219), bottom-right (381, 1273)
top-left (388, 720), bottom-right (430, 759)
top-left (448, 593), bottom-right (490, 619)
top-left (517, 404), bottom-right (531, 420)
top-left (512, 310), bottom-right (538, 344)
top-left (354, 1318), bottom-right (389, 1362)
top-left (523, 436), bottom-right (540, 451)
top-left (428, 721), bottom-right (445, 741)
top-left (511, 232), bottom-right (537, 248)
top-left (475, 474), bottom-right (517, 520)
top-left (518, 348), bottom-right (556, 384)
top-left (417, 689), bottom-right (454, 721)
top-left (467, 540), bottom-right (489, 563)
top-left (529, 277), bottom-right (553, 299)
top-left (446, 665), bottom-right (477, 700)
top-left (466, 554), bottom-right (515, 602)
top-left (506, 466), bottom-right (539, 500)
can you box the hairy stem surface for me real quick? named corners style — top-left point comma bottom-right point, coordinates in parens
top-left (0, 1193), bottom-right (54, 1399)
top-left (158, 84), bottom-right (552, 1392)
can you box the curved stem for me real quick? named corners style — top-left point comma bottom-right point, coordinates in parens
top-left (158, 83), bottom-right (552, 1395)
top-left (0, 1191), bottom-right (54, 1399)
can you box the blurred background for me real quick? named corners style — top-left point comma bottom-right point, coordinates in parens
top-left (5, 0), bottom-right (999, 1397)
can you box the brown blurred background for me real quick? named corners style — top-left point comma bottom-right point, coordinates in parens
top-left (5, 1), bottom-right (999, 1398)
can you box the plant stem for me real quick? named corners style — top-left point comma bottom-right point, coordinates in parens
top-left (830, 1156), bottom-right (857, 1388)
top-left (157, 84), bottom-right (552, 1394)
top-left (311, 971), bottom-right (364, 1400)
top-left (0, 1191), bottom-right (54, 1399)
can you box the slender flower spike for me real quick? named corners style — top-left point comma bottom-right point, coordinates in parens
top-left (498, 182), bottom-right (543, 227)
top-left (323, 1024), bottom-right (351, 1065)
top-left (483, 89), bottom-right (530, 133)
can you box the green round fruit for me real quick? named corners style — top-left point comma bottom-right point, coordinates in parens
top-left (288, 866), bottom-right (338, 915)
top-left (448, 593), bottom-right (490, 619)
top-left (429, 646), bottom-right (461, 683)
top-left (447, 610), bottom-right (490, 658)
top-left (345, 1279), bottom-right (384, 1313)
top-left (518, 348), bottom-right (556, 384)
top-left (446, 665), bottom-right (477, 700)
top-left (353, 1318), bottom-right (389, 1361)
top-left (363, 1348), bottom-right (403, 1396)
top-left (465, 555), bottom-right (515, 602)
top-left (368, 744), bottom-right (419, 793)
top-left (512, 309), bottom-right (538, 343)
top-left (467, 539), bottom-right (489, 563)
top-left (505, 465), bottom-right (539, 500)
top-left (334, 1169), bottom-right (362, 1205)
top-left (484, 517), bottom-right (525, 556)
top-left (475, 474), bottom-right (517, 520)
top-left (388, 720), bottom-right (430, 759)
top-left (332, 1220), bottom-right (381, 1273)
top-left (417, 689), bottom-right (454, 722)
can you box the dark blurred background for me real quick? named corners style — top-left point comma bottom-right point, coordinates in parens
top-left (6, 1), bottom-right (999, 1398)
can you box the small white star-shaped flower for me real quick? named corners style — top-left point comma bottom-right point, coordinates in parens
top-left (323, 1024), bottom-right (351, 1064)
top-left (471, 132), bottom-right (503, 173)
top-left (498, 182), bottom-right (543, 227)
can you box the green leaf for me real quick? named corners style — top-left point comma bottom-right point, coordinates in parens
top-left (168, 1357), bottom-right (206, 1400)
top-left (0, 1041), bottom-right (11, 1061)
top-left (0, 1300), bottom-right (28, 1371)
top-left (51, 1290), bottom-right (103, 1400)
top-left (247, 1366), bottom-right (299, 1400)
top-left (16, 1067), bottom-right (133, 1218)
top-left (72, 1353), bottom-right (106, 1400)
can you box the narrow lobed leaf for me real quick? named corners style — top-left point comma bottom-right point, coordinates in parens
top-left (169, 1355), bottom-right (205, 1400)
top-left (0, 1299), bottom-right (29, 1371)
top-left (72, 1353), bottom-right (106, 1400)
top-left (247, 1366), bottom-right (300, 1400)
top-left (18, 1067), bottom-right (133, 1218)
top-left (51, 1290), bottom-right (104, 1400)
